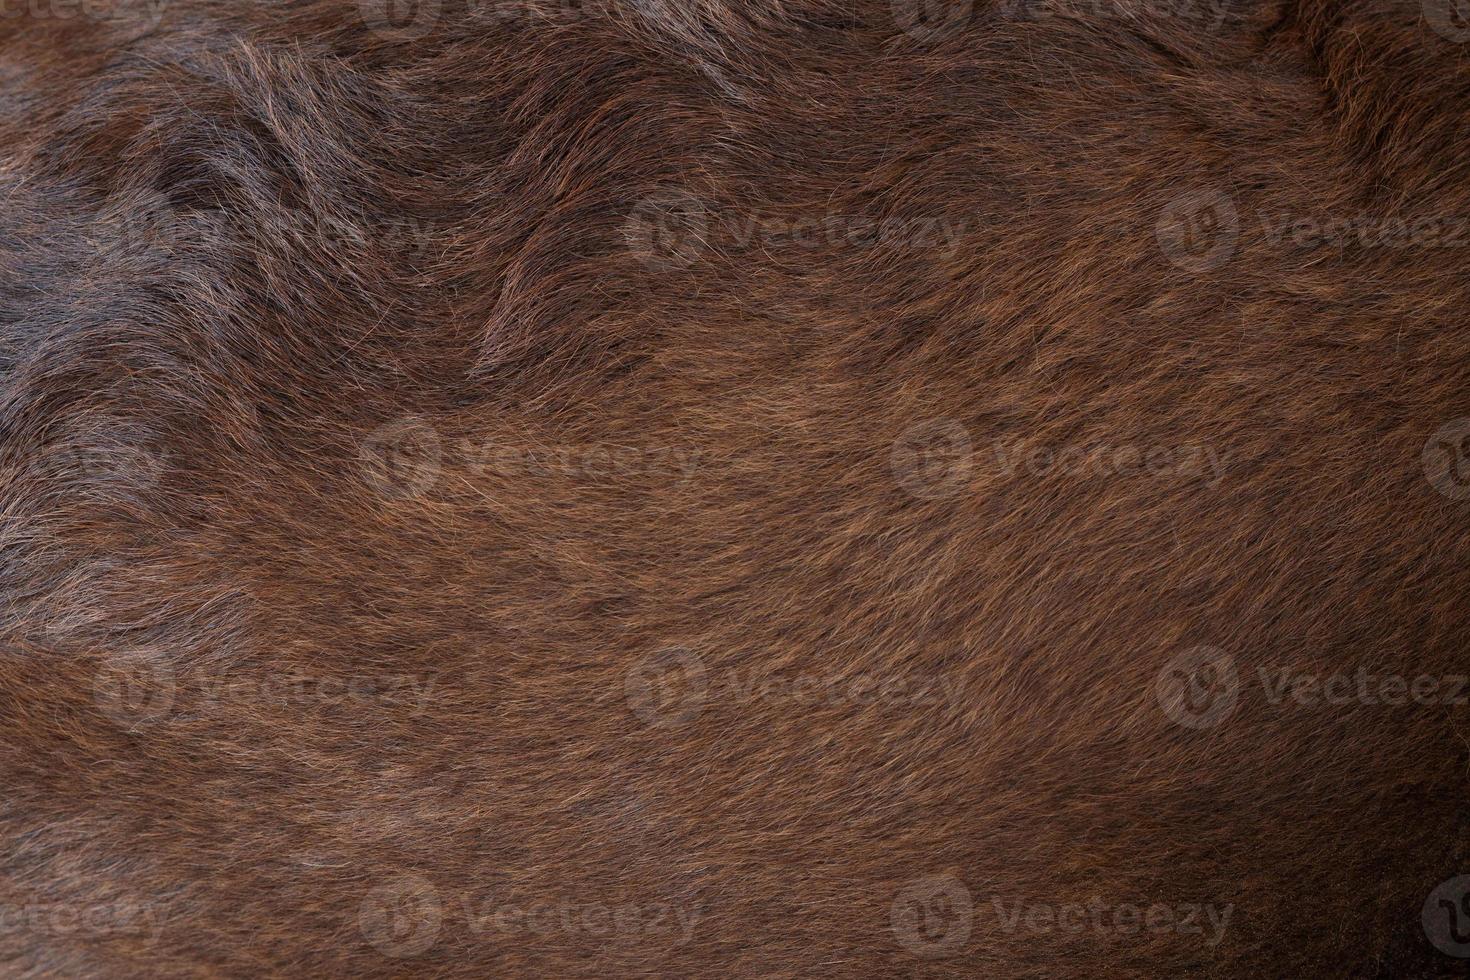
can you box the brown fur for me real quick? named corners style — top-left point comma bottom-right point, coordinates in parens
top-left (1, 0), bottom-right (1469, 975)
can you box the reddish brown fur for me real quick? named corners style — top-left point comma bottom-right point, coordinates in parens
top-left (1, 0), bottom-right (1469, 975)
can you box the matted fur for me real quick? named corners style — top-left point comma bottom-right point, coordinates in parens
top-left (1, 0), bottom-right (1468, 976)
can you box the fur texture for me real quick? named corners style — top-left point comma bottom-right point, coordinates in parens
top-left (1, 0), bottom-right (1469, 975)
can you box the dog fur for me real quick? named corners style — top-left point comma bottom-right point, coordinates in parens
top-left (1, 0), bottom-right (1469, 975)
